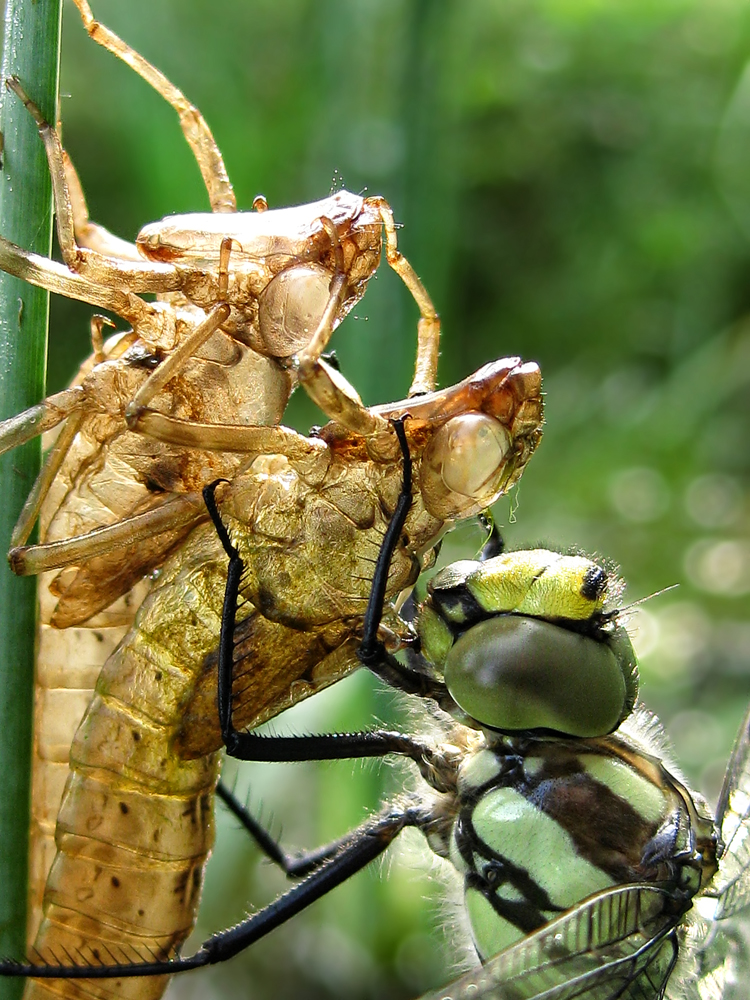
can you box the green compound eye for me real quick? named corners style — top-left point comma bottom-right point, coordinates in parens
top-left (443, 616), bottom-right (638, 737)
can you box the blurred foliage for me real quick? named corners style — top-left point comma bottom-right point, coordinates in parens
top-left (6, 0), bottom-right (750, 995)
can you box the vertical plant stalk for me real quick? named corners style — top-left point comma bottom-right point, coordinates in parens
top-left (0, 0), bottom-right (62, 991)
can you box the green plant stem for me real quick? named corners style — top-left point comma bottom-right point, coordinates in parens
top-left (0, 0), bottom-right (62, 991)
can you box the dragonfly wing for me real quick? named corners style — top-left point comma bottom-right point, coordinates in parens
top-left (704, 702), bottom-right (750, 919)
top-left (666, 913), bottom-right (750, 1000)
top-left (418, 885), bottom-right (678, 1000)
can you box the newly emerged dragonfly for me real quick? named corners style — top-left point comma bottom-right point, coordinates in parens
top-left (6, 361), bottom-right (541, 1000)
top-left (4, 423), bottom-right (748, 1000)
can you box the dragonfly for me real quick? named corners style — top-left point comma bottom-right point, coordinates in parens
top-left (3, 421), bottom-right (747, 1000)
top-left (3, 360), bottom-right (541, 1000)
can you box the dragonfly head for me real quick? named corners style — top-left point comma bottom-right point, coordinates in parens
top-left (418, 549), bottom-right (639, 738)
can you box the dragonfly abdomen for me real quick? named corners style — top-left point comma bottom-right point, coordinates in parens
top-left (25, 524), bottom-right (229, 1000)
top-left (27, 575), bottom-right (149, 947)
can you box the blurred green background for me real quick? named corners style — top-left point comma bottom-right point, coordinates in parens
top-left (21, 0), bottom-right (750, 995)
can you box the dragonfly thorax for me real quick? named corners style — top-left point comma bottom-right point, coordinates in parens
top-left (450, 735), bottom-right (713, 963)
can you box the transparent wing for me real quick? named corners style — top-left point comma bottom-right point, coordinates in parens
top-left (418, 885), bottom-right (679, 1000)
top-left (704, 702), bottom-right (750, 919)
top-left (666, 910), bottom-right (750, 1000)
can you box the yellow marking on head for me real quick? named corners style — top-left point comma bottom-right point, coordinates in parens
top-left (418, 603), bottom-right (454, 666)
top-left (468, 550), bottom-right (607, 620)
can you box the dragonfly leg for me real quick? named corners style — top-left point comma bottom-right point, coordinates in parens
top-left (9, 422), bottom-right (326, 576)
top-left (5, 77), bottom-right (182, 293)
top-left (291, 233), bottom-right (391, 437)
top-left (0, 387), bottom-right (83, 459)
top-left (205, 474), bottom-right (438, 769)
top-left (131, 420), bottom-right (329, 468)
top-left (126, 302), bottom-right (232, 418)
top-left (9, 410), bottom-right (84, 549)
top-left (0, 803), bottom-right (428, 978)
top-left (193, 803), bottom-right (428, 967)
top-left (9, 492), bottom-right (206, 576)
top-left (70, 0), bottom-right (236, 213)
top-left (357, 419), bottom-right (455, 712)
top-left (216, 781), bottom-right (387, 879)
top-left (203, 472), bottom-right (429, 764)
top-left (125, 240), bottom-right (278, 431)
top-left (369, 196), bottom-right (440, 397)
top-left (202, 429), bottom-right (458, 792)
top-left (7, 314), bottom-right (136, 549)
top-left (0, 233), bottom-right (180, 333)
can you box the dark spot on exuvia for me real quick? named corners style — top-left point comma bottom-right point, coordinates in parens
top-left (126, 345), bottom-right (163, 370)
top-left (132, 730), bottom-right (141, 742)
top-left (111, 876), bottom-right (120, 888)
top-left (119, 802), bottom-right (129, 815)
top-left (143, 459), bottom-right (186, 493)
top-left (182, 800), bottom-right (199, 823)
top-left (138, 909), bottom-right (145, 917)
top-left (94, 632), bottom-right (104, 643)
top-left (581, 565), bottom-right (607, 602)
top-left (154, 671), bottom-right (162, 682)
top-left (153, 829), bottom-right (161, 842)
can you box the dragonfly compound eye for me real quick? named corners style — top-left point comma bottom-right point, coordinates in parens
top-left (443, 616), bottom-right (638, 737)
top-left (419, 413), bottom-right (512, 519)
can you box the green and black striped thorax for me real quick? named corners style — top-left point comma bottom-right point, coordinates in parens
top-left (447, 732), bottom-right (718, 961)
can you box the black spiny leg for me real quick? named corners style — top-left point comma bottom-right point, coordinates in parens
top-left (356, 420), bottom-right (455, 714)
top-left (0, 802), bottom-right (432, 978)
top-left (203, 478), bottom-right (243, 756)
top-left (216, 781), bottom-right (354, 878)
top-left (202, 468), bottom-right (445, 779)
top-left (478, 512), bottom-right (505, 560)
top-left (358, 416), bottom-right (414, 663)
